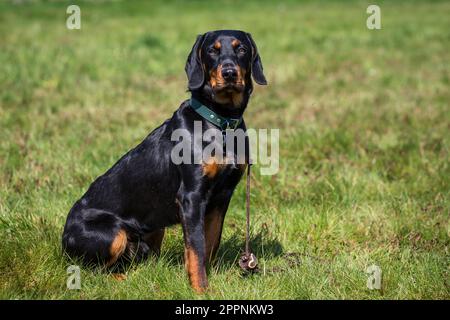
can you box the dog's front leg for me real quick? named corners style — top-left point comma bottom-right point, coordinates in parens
top-left (178, 190), bottom-right (208, 293)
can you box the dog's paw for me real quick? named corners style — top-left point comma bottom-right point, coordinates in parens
top-left (111, 273), bottom-right (127, 281)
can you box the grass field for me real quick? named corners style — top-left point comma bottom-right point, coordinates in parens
top-left (0, 0), bottom-right (449, 299)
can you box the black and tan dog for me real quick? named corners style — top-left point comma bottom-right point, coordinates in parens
top-left (62, 30), bottom-right (266, 293)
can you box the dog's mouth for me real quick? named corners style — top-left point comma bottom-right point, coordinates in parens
top-left (213, 82), bottom-right (245, 93)
top-left (210, 82), bottom-right (245, 107)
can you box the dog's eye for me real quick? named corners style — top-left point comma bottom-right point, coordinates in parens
top-left (207, 47), bottom-right (219, 55)
top-left (237, 46), bottom-right (247, 55)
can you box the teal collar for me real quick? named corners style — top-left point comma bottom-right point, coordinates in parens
top-left (190, 98), bottom-right (242, 131)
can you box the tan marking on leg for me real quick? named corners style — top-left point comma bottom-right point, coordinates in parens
top-left (111, 273), bottom-right (127, 281)
top-left (184, 247), bottom-right (207, 293)
top-left (107, 229), bottom-right (127, 267)
top-left (204, 209), bottom-right (224, 262)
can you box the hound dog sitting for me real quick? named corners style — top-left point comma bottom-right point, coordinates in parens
top-left (62, 30), bottom-right (267, 293)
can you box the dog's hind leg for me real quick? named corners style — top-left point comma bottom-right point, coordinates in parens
top-left (106, 229), bottom-right (128, 267)
top-left (62, 208), bottom-right (144, 268)
top-left (143, 228), bottom-right (165, 257)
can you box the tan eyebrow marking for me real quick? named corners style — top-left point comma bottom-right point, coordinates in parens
top-left (213, 41), bottom-right (221, 49)
top-left (232, 39), bottom-right (241, 48)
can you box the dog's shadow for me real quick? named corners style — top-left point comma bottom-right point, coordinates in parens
top-left (215, 231), bottom-right (283, 270)
top-left (160, 230), bottom-right (283, 273)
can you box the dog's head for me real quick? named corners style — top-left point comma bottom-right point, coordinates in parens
top-left (185, 30), bottom-right (267, 108)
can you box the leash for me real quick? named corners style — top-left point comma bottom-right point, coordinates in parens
top-left (238, 163), bottom-right (258, 273)
top-left (189, 98), bottom-right (257, 272)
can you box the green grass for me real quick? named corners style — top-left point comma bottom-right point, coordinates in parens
top-left (0, 0), bottom-right (449, 299)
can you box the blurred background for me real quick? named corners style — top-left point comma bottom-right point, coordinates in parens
top-left (0, 0), bottom-right (448, 299)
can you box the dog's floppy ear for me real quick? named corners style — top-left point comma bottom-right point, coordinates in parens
top-left (185, 33), bottom-right (208, 91)
top-left (246, 33), bottom-right (267, 85)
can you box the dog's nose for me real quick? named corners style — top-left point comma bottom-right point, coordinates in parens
top-left (221, 66), bottom-right (238, 82)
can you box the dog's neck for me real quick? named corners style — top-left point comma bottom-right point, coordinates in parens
top-left (191, 86), bottom-right (250, 119)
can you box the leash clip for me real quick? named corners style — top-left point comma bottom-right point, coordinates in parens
top-left (239, 252), bottom-right (258, 273)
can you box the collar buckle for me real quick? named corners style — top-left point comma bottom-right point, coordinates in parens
top-left (190, 98), bottom-right (242, 131)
